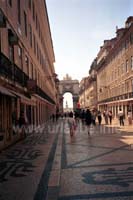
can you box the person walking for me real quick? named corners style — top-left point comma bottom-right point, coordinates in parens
top-left (85, 109), bottom-right (92, 135)
top-left (68, 112), bottom-right (75, 137)
top-left (108, 110), bottom-right (113, 125)
top-left (127, 109), bottom-right (132, 125)
top-left (91, 110), bottom-right (97, 126)
top-left (97, 110), bottom-right (102, 125)
top-left (18, 112), bottom-right (27, 138)
top-left (118, 108), bottom-right (124, 126)
top-left (103, 109), bottom-right (108, 125)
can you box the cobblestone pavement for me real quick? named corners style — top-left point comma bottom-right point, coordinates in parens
top-left (0, 119), bottom-right (133, 200)
top-left (58, 119), bottom-right (133, 200)
top-left (0, 121), bottom-right (62, 200)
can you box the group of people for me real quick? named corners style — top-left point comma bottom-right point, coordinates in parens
top-left (66, 107), bottom-right (133, 136)
top-left (67, 109), bottom-right (96, 136)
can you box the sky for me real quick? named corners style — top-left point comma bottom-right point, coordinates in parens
top-left (46, 0), bottom-right (133, 108)
top-left (46, 0), bottom-right (133, 82)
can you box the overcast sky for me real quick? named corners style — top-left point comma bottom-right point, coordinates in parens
top-left (46, 0), bottom-right (133, 108)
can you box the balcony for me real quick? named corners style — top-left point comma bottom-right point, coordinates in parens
top-left (35, 85), bottom-right (55, 105)
top-left (0, 53), bottom-right (56, 104)
top-left (0, 53), bottom-right (28, 87)
top-left (0, 9), bottom-right (6, 28)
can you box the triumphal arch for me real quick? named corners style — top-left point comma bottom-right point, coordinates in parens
top-left (59, 74), bottom-right (79, 113)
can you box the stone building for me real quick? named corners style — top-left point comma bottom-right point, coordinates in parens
top-left (0, 0), bottom-right (57, 149)
top-left (79, 77), bottom-right (87, 109)
top-left (96, 16), bottom-right (133, 119)
top-left (79, 60), bottom-right (97, 110)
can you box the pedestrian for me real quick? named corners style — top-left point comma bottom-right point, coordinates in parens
top-left (55, 112), bottom-right (59, 122)
top-left (127, 109), bottom-right (132, 125)
top-left (85, 109), bottom-right (92, 135)
top-left (103, 109), bottom-right (108, 125)
top-left (81, 109), bottom-right (86, 125)
top-left (108, 110), bottom-right (113, 125)
top-left (97, 110), bottom-right (102, 125)
top-left (18, 112), bottom-right (26, 138)
top-left (91, 110), bottom-right (96, 126)
top-left (68, 112), bottom-right (76, 137)
top-left (118, 108), bottom-right (124, 126)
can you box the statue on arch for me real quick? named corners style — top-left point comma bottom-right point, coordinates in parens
top-left (63, 74), bottom-right (72, 80)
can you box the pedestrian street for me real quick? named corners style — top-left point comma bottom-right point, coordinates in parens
top-left (0, 119), bottom-right (133, 200)
top-left (58, 119), bottom-right (133, 200)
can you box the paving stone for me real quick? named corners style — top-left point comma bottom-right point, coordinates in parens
top-left (0, 119), bottom-right (133, 200)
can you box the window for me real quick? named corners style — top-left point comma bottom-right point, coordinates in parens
top-left (122, 63), bottom-right (124, 74)
top-left (36, 14), bottom-right (38, 29)
top-left (125, 60), bottom-right (128, 72)
top-left (118, 67), bottom-right (120, 76)
top-left (131, 56), bottom-right (133, 70)
top-left (32, 2), bottom-right (35, 20)
top-left (31, 63), bottom-right (33, 78)
top-left (125, 82), bottom-right (129, 93)
top-left (25, 55), bottom-right (29, 75)
top-left (125, 39), bottom-right (129, 49)
top-left (17, 0), bottom-right (21, 24)
top-left (9, 45), bottom-right (14, 62)
top-left (34, 69), bottom-right (37, 81)
top-left (132, 80), bottom-right (133, 92)
top-left (29, 24), bottom-right (32, 47)
top-left (38, 24), bottom-right (40, 38)
top-left (18, 46), bottom-right (23, 68)
top-left (36, 43), bottom-right (39, 59)
top-left (130, 33), bottom-right (133, 44)
top-left (8, 0), bottom-right (12, 6)
top-left (33, 34), bottom-right (36, 54)
top-left (29, 0), bottom-right (31, 9)
top-left (24, 11), bottom-right (27, 36)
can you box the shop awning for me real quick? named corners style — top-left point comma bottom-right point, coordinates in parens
top-left (0, 86), bottom-right (16, 97)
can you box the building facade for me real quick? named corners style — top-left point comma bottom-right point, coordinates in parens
top-left (79, 61), bottom-right (97, 111)
top-left (0, 0), bottom-right (57, 150)
top-left (96, 17), bottom-right (133, 119)
top-left (79, 77), bottom-right (87, 109)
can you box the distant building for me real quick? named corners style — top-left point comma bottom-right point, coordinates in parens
top-left (0, 0), bottom-right (57, 150)
top-left (79, 71), bottom-right (97, 111)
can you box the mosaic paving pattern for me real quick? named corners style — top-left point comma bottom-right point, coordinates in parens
top-left (0, 120), bottom-right (133, 200)
top-left (59, 120), bottom-right (133, 199)
top-left (0, 123), bottom-right (61, 200)
top-left (0, 147), bottom-right (41, 182)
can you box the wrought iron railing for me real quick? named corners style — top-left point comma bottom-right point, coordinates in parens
top-left (0, 52), bottom-right (28, 87)
top-left (0, 53), bottom-right (55, 104)
top-left (36, 85), bottom-right (55, 105)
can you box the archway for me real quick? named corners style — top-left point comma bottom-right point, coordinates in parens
top-left (63, 92), bottom-right (73, 112)
top-left (58, 74), bottom-right (79, 113)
